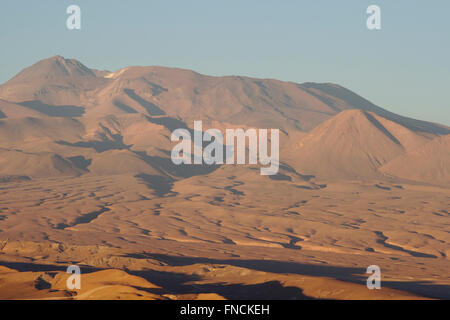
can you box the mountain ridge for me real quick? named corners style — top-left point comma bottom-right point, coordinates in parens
top-left (0, 56), bottom-right (448, 185)
top-left (1, 55), bottom-right (448, 134)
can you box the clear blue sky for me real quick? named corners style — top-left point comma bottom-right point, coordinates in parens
top-left (1, 0), bottom-right (449, 125)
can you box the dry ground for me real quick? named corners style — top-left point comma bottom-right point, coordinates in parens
top-left (0, 168), bottom-right (448, 299)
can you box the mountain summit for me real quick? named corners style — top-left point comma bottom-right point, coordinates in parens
top-left (0, 56), bottom-right (106, 104)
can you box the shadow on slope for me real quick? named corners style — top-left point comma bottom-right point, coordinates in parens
top-left (68, 156), bottom-right (92, 171)
top-left (56, 139), bottom-right (130, 153)
top-left (134, 173), bottom-right (175, 197)
top-left (18, 100), bottom-right (85, 118)
top-left (113, 99), bottom-right (138, 114)
top-left (135, 150), bottom-right (221, 179)
top-left (124, 89), bottom-right (166, 116)
top-left (126, 253), bottom-right (450, 299)
top-left (128, 268), bottom-right (311, 300)
top-left (0, 260), bottom-right (311, 299)
top-left (56, 125), bottom-right (131, 152)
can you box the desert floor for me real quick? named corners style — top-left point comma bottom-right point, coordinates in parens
top-left (0, 168), bottom-right (448, 300)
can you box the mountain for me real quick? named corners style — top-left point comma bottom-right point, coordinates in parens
top-left (0, 56), bottom-right (448, 185)
top-left (284, 110), bottom-right (435, 180)
top-left (1, 56), bottom-right (448, 134)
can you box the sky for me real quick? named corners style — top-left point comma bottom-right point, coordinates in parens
top-left (0, 0), bottom-right (449, 125)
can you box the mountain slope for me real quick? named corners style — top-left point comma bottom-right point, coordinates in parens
top-left (380, 134), bottom-right (450, 185)
top-left (285, 110), bottom-right (434, 180)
